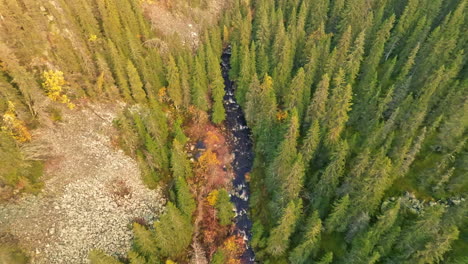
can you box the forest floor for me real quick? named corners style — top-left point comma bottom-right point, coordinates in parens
top-left (0, 102), bottom-right (165, 263)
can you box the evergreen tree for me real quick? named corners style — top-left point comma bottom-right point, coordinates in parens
top-left (211, 71), bottom-right (226, 124)
top-left (177, 55), bottom-right (191, 108)
top-left (324, 69), bottom-right (353, 144)
top-left (215, 188), bottom-right (235, 226)
top-left (132, 223), bottom-right (157, 257)
top-left (153, 202), bottom-right (193, 258)
top-left (325, 194), bottom-right (350, 233)
top-left (268, 110), bottom-right (300, 213)
top-left (289, 211), bottom-right (322, 263)
top-left (305, 74), bottom-right (330, 126)
top-left (315, 252), bottom-right (333, 264)
top-left (89, 249), bottom-right (122, 264)
top-left (312, 140), bottom-right (349, 214)
top-left (175, 176), bottom-right (196, 218)
top-left (170, 140), bottom-right (192, 179)
top-left (300, 120), bottom-right (320, 166)
top-left (126, 60), bottom-right (146, 103)
top-left (166, 55), bottom-right (183, 108)
top-left (191, 55), bottom-right (209, 111)
top-left (285, 67), bottom-right (307, 119)
top-left (266, 199), bottom-right (302, 257)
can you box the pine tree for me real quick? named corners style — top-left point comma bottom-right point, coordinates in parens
top-left (170, 139), bottom-right (192, 179)
top-left (325, 194), bottom-right (350, 233)
top-left (266, 199), bottom-right (302, 257)
top-left (107, 40), bottom-right (132, 101)
top-left (126, 60), bottom-right (146, 103)
top-left (344, 30), bottom-right (366, 84)
top-left (88, 249), bottom-right (122, 264)
top-left (304, 74), bottom-right (330, 126)
top-left (324, 69), bottom-right (353, 144)
top-left (153, 202), bottom-right (193, 258)
top-left (211, 71), bottom-right (226, 124)
top-left (347, 200), bottom-right (401, 263)
top-left (412, 225), bottom-right (459, 264)
top-left (177, 55), bottom-right (191, 108)
top-left (236, 44), bottom-right (252, 106)
top-left (289, 211), bottom-right (322, 263)
top-left (300, 120), bottom-right (320, 166)
top-left (215, 188), bottom-right (235, 226)
top-left (268, 110), bottom-right (300, 213)
top-left (175, 176), bottom-right (196, 217)
top-left (285, 68), bottom-right (307, 119)
top-left (312, 140), bottom-right (349, 215)
top-left (245, 74), bottom-right (278, 157)
top-left (191, 55), bottom-right (209, 111)
top-left (132, 223), bottom-right (157, 257)
top-left (315, 252), bottom-right (333, 264)
top-left (166, 55), bottom-right (183, 108)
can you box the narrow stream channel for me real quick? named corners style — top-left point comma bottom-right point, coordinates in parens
top-left (221, 47), bottom-right (255, 263)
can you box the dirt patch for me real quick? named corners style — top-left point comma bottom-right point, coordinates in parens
top-left (143, 0), bottom-right (226, 49)
top-left (0, 102), bottom-right (165, 263)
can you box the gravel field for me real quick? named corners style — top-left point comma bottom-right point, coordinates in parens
top-left (0, 103), bottom-right (165, 263)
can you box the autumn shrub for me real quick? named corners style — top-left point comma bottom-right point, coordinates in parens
top-left (1, 101), bottom-right (31, 142)
top-left (41, 70), bottom-right (75, 109)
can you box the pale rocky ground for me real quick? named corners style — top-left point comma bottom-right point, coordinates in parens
top-left (0, 103), bottom-right (165, 263)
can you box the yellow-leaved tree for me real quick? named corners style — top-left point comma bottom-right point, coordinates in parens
top-left (42, 70), bottom-right (75, 109)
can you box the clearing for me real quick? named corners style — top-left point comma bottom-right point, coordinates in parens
top-left (0, 102), bottom-right (165, 263)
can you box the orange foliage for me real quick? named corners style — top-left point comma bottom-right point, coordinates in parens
top-left (198, 149), bottom-right (220, 171)
top-left (219, 235), bottom-right (245, 264)
top-left (276, 110), bottom-right (288, 121)
top-left (158, 87), bottom-right (168, 102)
top-left (1, 101), bottom-right (31, 142)
top-left (205, 131), bottom-right (221, 146)
top-left (207, 189), bottom-right (219, 206)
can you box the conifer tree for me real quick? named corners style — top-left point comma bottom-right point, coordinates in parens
top-left (266, 199), bottom-right (302, 257)
top-left (268, 111), bottom-right (300, 213)
top-left (170, 139), bottom-right (192, 180)
top-left (211, 71), bottom-right (226, 124)
top-left (285, 68), bottom-right (306, 119)
top-left (305, 74), bottom-right (330, 127)
top-left (177, 55), bottom-right (191, 108)
top-left (166, 55), bottom-right (183, 108)
top-left (175, 176), bottom-right (196, 217)
top-left (289, 210), bottom-right (322, 263)
top-left (344, 30), bottom-right (366, 84)
top-left (312, 140), bottom-right (349, 214)
top-left (191, 55), bottom-right (209, 111)
top-left (153, 202), bottom-right (193, 258)
top-left (126, 60), bottom-right (146, 103)
top-left (325, 194), bottom-right (350, 233)
top-left (88, 249), bottom-right (122, 264)
top-left (316, 252), bottom-right (333, 264)
top-left (107, 40), bottom-right (132, 101)
top-left (215, 188), bottom-right (235, 226)
top-left (324, 69), bottom-right (353, 144)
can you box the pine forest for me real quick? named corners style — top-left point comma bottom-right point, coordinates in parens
top-left (0, 0), bottom-right (466, 264)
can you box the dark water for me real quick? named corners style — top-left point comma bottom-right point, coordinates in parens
top-left (221, 47), bottom-right (255, 263)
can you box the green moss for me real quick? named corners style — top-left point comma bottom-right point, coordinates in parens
top-left (0, 244), bottom-right (29, 264)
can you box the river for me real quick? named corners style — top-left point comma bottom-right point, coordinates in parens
top-left (221, 46), bottom-right (256, 263)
